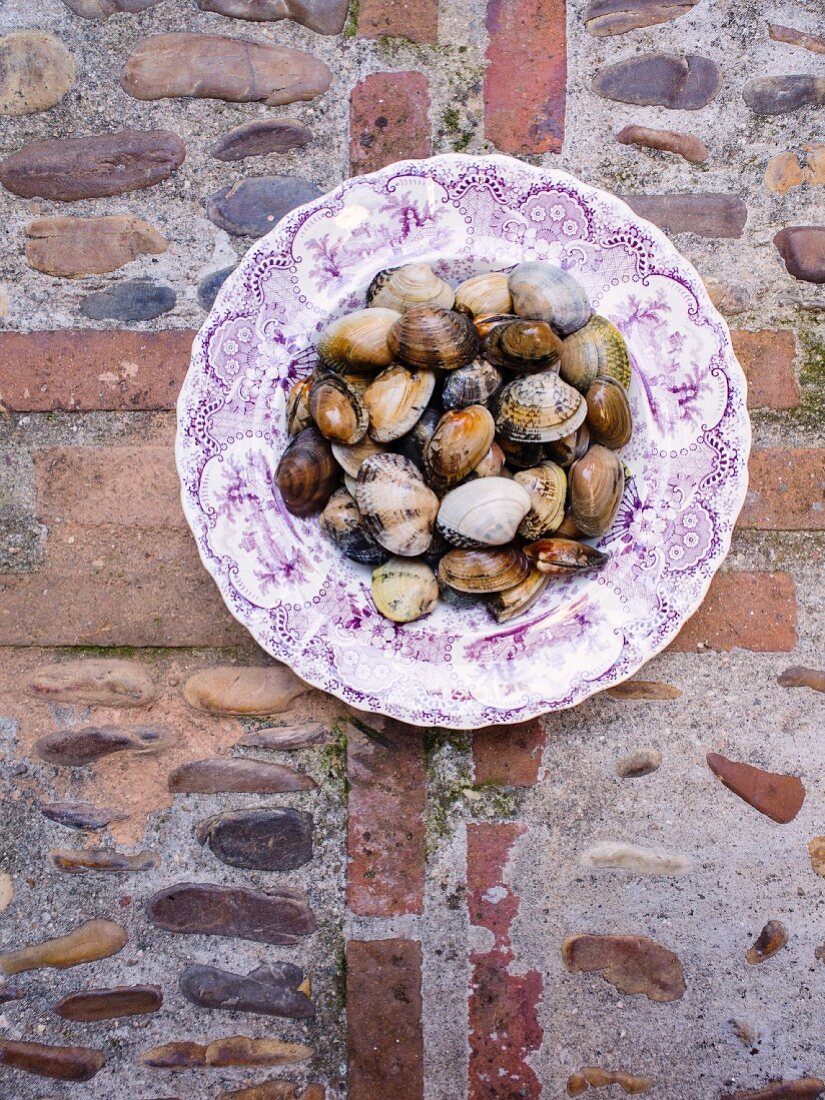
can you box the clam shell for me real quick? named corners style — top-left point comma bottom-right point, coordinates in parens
top-left (474, 312), bottom-right (520, 340)
top-left (488, 567), bottom-right (550, 623)
top-left (367, 263), bottom-right (455, 313)
top-left (344, 473), bottom-right (359, 497)
top-left (371, 558), bottom-right (439, 623)
top-left (438, 547), bottom-right (530, 594)
top-left (438, 577), bottom-right (481, 610)
top-left (317, 307), bottom-right (401, 372)
top-left (484, 319), bottom-right (563, 374)
top-left (495, 435), bottom-right (546, 469)
top-left (473, 441), bottom-right (506, 478)
top-left (545, 422), bottom-right (590, 468)
top-left (437, 477), bottom-right (531, 548)
top-left (388, 306), bottom-right (479, 371)
top-left (441, 359), bottom-right (503, 410)
top-left (276, 426), bottom-right (340, 517)
top-left (524, 537), bottom-right (609, 573)
top-left (555, 509), bottom-right (585, 539)
top-left (396, 407), bottom-right (441, 472)
top-left (560, 314), bottom-right (631, 392)
top-left (309, 374), bottom-right (368, 445)
top-left (495, 372), bottom-right (587, 443)
top-left (356, 452), bottom-right (439, 557)
top-left (424, 405), bottom-right (496, 492)
top-left (286, 377), bottom-right (313, 436)
top-left (514, 462), bottom-right (568, 539)
top-left (363, 364), bottom-right (436, 443)
top-left (331, 436), bottom-right (386, 477)
top-left (320, 488), bottom-right (389, 565)
top-left (569, 444), bottom-right (625, 538)
top-left (454, 272), bottom-right (512, 318)
top-left (585, 377), bottom-right (633, 450)
top-left (509, 261), bottom-right (592, 337)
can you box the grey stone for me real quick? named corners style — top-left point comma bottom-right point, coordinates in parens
top-left (61, 0), bottom-right (161, 17)
top-left (198, 264), bottom-right (237, 310)
top-left (197, 0), bottom-right (350, 36)
top-left (179, 960), bottom-right (315, 1018)
top-left (79, 280), bottom-right (176, 321)
top-left (40, 802), bottom-right (127, 830)
top-left (206, 175), bottom-right (323, 237)
top-left (584, 0), bottom-right (698, 36)
top-left (146, 882), bottom-right (317, 944)
top-left (210, 118), bottom-right (313, 161)
top-left (743, 76), bottom-right (825, 115)
top-left (196, 808), bottom-right (313, 870)
top-left (593, 53), bottom-right (720, 109)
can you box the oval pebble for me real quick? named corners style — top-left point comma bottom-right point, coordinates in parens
top-left (206, 175), bottom-right (323, 237)
top-left (79, 280), bottom-right (176, 322)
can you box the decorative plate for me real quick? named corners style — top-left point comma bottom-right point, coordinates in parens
top-left (176, 154), bottom-right (750, 729)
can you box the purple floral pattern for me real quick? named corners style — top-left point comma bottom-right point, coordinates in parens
top-left (176, 155), bottom-right (751, 728)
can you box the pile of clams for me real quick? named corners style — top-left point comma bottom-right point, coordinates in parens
top-left (276, 261), bottom-right (634, 624)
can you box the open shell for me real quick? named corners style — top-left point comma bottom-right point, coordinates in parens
top-left (317, 307), bottom-right (401, 372)
top-left (363, 364), bottom-right (436, 443)
top-left (388, 306), bottom-right (479, 371)
top-left (437, 477), bottom-right (531, 548)
top-left (509, 261), bottom-right (592, 337)
top-left (367, 263), bottom-right (455, 313)
top-left (495, 372), bottom-right (587, 443)
top-left (356, 452), bottom-right (439, 556)
top-left (371, 558), bottom-right (439, 622)
top-left (454, 272), bottom-right (512, 318)
top-left (424, 405), bottom-right (496, 492)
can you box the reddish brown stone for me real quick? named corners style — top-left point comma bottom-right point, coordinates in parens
top-left (562, 933), bottom-right (686, 1002)
top-left (27, 658), bottom-right (156, 706)
top-left (41, 802), bottom-right (126, 830)
top-left (584, 0), bottom-right (697, 35)
top-left (668, 572), bottom-right (797, 653)
top-left (35, 724), bottom-right (174, 766)
top-left (0, 1039), bottom-right (105, 1081)
top-left (730, 330), bottom-right (800, 411)
top-left (183, 666), bottom-right (312, 715)
top-left (349, 72), bottom-right (431, 175)
top-left (764, 152), bottom-right (805, 195)
top-left (347, 939), bottom-right (423, 1100)
top-left (746, 920), bottom-right (788, 964)
top-left (468, 824), bottom-right (543, 1099)
top-left (768, 24), bottom-right (825, 54)
top-left (616, 124), bottom-right (707, 163)
top-left (0, 130), bottom-right (185, 201)
top-left (568, 1067), bottom-right (653, 1095)
top-left (219, 1085), bottom-right (325, 1100)
top-left (0, 330), bottom-right (194, 412)
top-left (55, 984), bottom-right (162, 1021)
top-left (484, 0), bottom-right (566, 155)
top-left (619, 193), bottom-right (747, 238)
top-left (778, 667), bottom-right (825, 693)
top-left (741, 449), bottom-right (825, 529)
top-left (197, 808), bottom-right (313, 871)
top-left (237, 723), bottom-right (333, 750)
top-left (722, 1080), bottom-right (825, 1100)
top-left (707, 752), bottom-right (805, 824)
top-left (593, 53), bottom-right (720, 109)
top-left (169, 757), bottom-right (315, 794)
top-left (473, 720), bottom-right (546, 787)
top-left (122, 33), bottom-right (332, 106)
top-left (146, 882), bottom-right (316, 945)
top-left (198, 0), bottom-right (349, 34)
top-left (774, 226), bottom-right (825, 283)
top-left (210, 119), bottom-right (313, 161)
top-left (25, 214), bottom-right (167, 278)
top-left (606, 680), bottom-right (681, 700)
top-left (356, 0), bottom-right (438, 42)
top-left (51, 849), bottom-right (159, 874)
top-left (744, 76), bottom-right (825, 115)
top-left (347, 718), bottom-right (426, 916)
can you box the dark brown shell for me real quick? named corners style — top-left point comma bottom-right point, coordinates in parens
top-left (484, 319), bottom-right (563, 373)
top-left (276, 426), bottom-right (339, 517)
top-left (585, 377), bottom-right (633, 450)
top-left (387, 306), bottom-right (479, 371)
top-left (545, 422), bottom-right (591, 468)
top-left (569, 444), bottom-right (625, 538)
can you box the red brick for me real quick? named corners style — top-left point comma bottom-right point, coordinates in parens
top-left (35, 446), bottom-right (185, 528)
top-left (467, 823), bottom-right (543, 1100)
top-left (730, 330), bottom-right (800, 411)
top-left (356, 0), bottom-right (438, 42)
top-left (347, 939), bottom-right (424, 1100)
top-left (473, 720), bottom-right (545, 787)
top-left (669, 572), bottom-right (797, 653)
top-left (0, 330), bottom-right (194, 412)
top-left (484, 0), bottom-right (566, 154)
top-left (740, 449), bottom-right (825, 530)
top-left (346, 718), bottom-right (426, 916)
top-left (350, 72), bottom-right (431, 176)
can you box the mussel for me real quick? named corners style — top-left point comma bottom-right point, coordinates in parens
top-left (424, 405), bottom-right (496, 492)
top-left (309, 374), bottom-right (368, 445)
top-left (363, 364), bottom-right (436, 443)
top-left (473, 441), bottom-right (506, 478)
top-left (559, 314), bottom-right (631, 392)
top-left (367, 263), bottom-right (455, 313)
top-left (356, 453), bottom-right (439, 556)
top-left (509, 261), bottom-right (592, 337)
top-left (371, 558), bottom-right (439, 622)
top-left (388, 306), bottom-right (479, 371)
top-left (585, 377), bottom-right (633, 450)
top-left (437, 477), bottom-right (531, 548)
top-left (495, 372), bottom-right (587, 443)
top-left (276, 426), bottom-right (340, 517)
top-left (441, 359), bottom-right (503, 410)
top-left (395, 407), bottom-right (441, 472)
top-left (320, 488), bottom-right (389, 565)
top-left (331, 435), bottom-right (386, 478)
top-left (568, 444), bottom-right (625, 538)
top-left (545, 422), bottom-right (590, 468)
top-left (524, 538), bottom-right (609, 573)
top-left (438, 547), bottom-right (530, 594)
top-left (454, 272), bottom-right (512, 318)
top-left (513, 462), bottom-right (567, 539)
top-left (317, 307), bottom-right (401, 372)
top-left (484, 319), bottom-right (563, 374)
top-left (286, 377), bottom-right (313, 436)
top-left (488, 567), bottom-right (550, 623)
